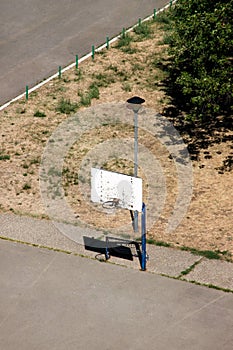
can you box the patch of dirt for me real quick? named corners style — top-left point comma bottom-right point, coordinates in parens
top-left (0, 20), bottom-right (232, 258)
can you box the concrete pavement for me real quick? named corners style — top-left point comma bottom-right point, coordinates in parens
top-left (0, 212), bottom-right (232, 292)
top-left (0, 0), bottom-right (167, 105)
top-left (0, 234), bottom-right (233, 349)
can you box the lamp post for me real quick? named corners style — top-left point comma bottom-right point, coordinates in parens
top-left (126, 96), bottom-right (145, 232)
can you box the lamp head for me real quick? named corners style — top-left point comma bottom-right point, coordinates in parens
top-left (127, 96), bottom-right (145, 113)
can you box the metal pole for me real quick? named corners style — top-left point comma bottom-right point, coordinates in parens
top-left (105, 236), bottom-right (110, 260)
top-left (134, 110), bottom-right (138, 232)
top-left (141, 203), bottom-right (146, 271)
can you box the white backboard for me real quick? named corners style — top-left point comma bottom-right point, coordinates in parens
top-left (91, 168), bottom-right (142, 212)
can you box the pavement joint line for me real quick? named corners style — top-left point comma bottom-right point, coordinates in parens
top-left (180, 279), bottom-right (233, 294)
top-left (177, 258), bottom-right (203, 279)
top-left (158, 272), bottom-right (233, 294)
top-left (30, 254), bottom-right (57, 289)
top-left (157, 293), bottom-right (227, 337)
top-left (1, 235), bottom-right (232, 294)
top-left (0, 2), bottom-right (173, 111)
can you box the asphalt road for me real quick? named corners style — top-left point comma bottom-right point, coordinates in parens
top-left (1, 239), bottom-right (233, 350)
top-left (0, 0), bottom-right (167, 105)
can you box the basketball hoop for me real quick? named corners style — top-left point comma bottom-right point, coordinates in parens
top-left (91, 168), bottom-right (142, 212)
top-left (91, 168), bottom-right (147, 270)
top-left (102, 198), bottom-right (121, 209)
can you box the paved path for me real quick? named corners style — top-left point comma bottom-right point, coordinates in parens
top-left (0, 0), bottom-right (167, 105)
top-left (0, 212), bottom-right (233, 349)
top-left (1, 238), bottom-right (233, 350)
top-left (0, 212), bottom-right (233, 291)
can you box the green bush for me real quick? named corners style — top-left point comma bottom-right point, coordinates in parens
top-left (167, 0), bottom-right (233, 121)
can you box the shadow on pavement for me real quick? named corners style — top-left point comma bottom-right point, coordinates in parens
top-left (83, 236), bottom-right (143, 266)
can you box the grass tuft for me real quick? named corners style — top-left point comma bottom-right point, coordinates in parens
top-left (56, 98), bottom-right (78, 114)
top-left (115, 34), bottom-right (133, 48)
top-left (34, 110), bottom-right (46, 118)
top-left (133, 22), bottom-right (153, 40)
top-left (22, 183), bottom-right (31, 190)
top-left (181, 246), bottom-right (222, 260)
top-left (0, 154), bottom-right (10, 161)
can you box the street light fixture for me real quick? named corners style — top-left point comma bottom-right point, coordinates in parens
top-left (126, 96), bottom-right (145, 232)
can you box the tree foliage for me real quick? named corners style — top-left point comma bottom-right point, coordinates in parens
top-left (168, 0), bottom-right (233, 121)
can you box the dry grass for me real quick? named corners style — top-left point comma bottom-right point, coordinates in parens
top-left (0, 18), bottom-right (232, 258)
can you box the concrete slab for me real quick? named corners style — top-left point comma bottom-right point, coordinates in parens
top-left (0, 212), bottom-right (233, 292)
top-left (0, 212), bottom-right (99, 252)
top-left (185, 259), bottom-right (233, 291)
top-left (147, 245), bottom-right (201, 277)
top-left (0, 239), bottom-right (233, 350)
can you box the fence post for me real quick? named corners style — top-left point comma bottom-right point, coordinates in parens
top-left (106, 36), bottom-right (109, 49)
top-left (153, 8), bottom-right (157, 20)
top-left (25, 85), bottom-right (29, 100)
